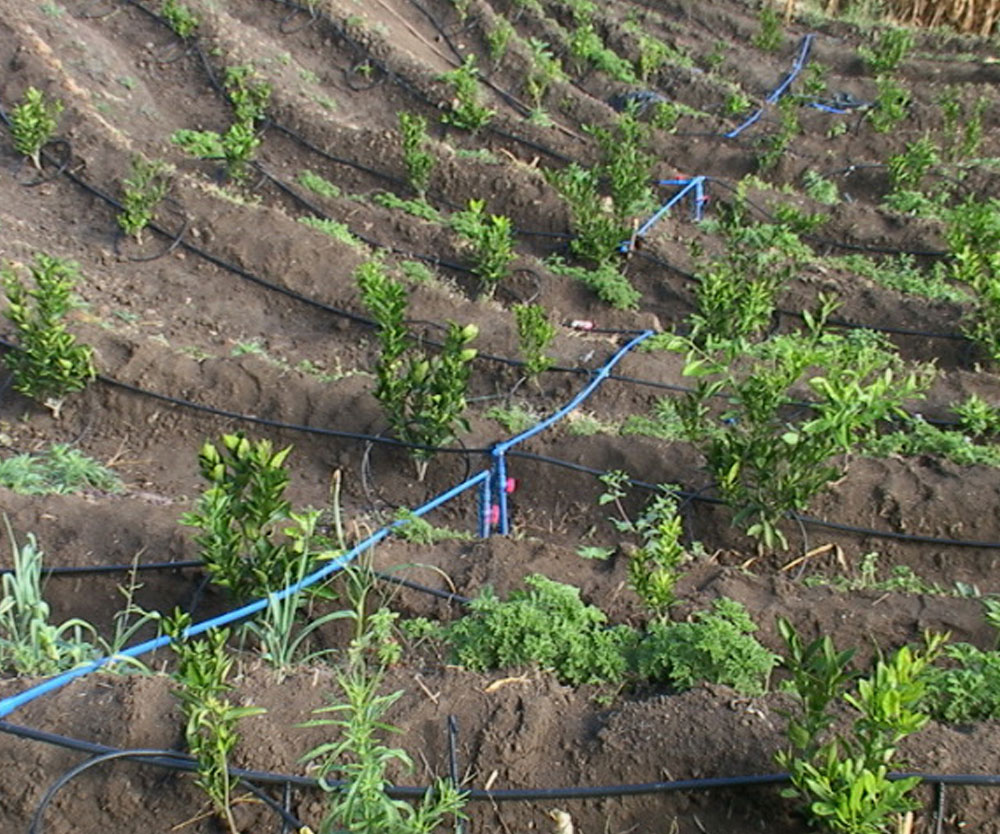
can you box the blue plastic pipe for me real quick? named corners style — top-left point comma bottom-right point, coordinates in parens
top-left (0, 469), bottom-right (491, 719)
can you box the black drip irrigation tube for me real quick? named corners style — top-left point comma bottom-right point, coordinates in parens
top-left (4, 718), bottom-right (1000, 808)
top-left (3, 9), bottom-right (1000, 827)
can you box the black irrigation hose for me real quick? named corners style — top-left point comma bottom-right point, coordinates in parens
top-left (3, 719), bottom-right (1000, 810)
top-left (26, 747), bottom-right (308, 834)
top-left (707, 176), bottom-right (951, 259)
top-left (505, 449), bottom-right (1000, 549)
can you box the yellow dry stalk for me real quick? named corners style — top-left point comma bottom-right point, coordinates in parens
top-left (889, 0), bottom-right (999, 35)
top-left (823, 0), bottom-right (998, 34)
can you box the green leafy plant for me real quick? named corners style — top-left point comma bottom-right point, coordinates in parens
top-left (547, 257), bottom-right (640, 310)
top-left (0, 518), bottom-right (100, 675)
top-left (524, 38), bottom-right (566, 111)
top-left (867, 76), bottom-right (910, 134)
top-left (162, 0), bottom-right (199, 39)
top-left (568, 23), bottom-right (637, 83)
top-left (371, 192), bottom-right (441, 222)
top-left (9, 87), bottom-right (63, 169)
top-left (171, 66), bottom-right (270, 180)
top-left (954, 394), bottom-right (1000, 437)
top-left (803, 171), bottom-right (840, 205)
top-left (0, 443), bottom-right (122, 495)
top-left (943, 196), bottom-right (1000, 362)
top-left (938, 88), bottom-right (987, 162)
top-left (117, 156), bottom-right (173, 243)
top-left (635, 33), bottom-right (692, 81)
top-left (633, 598), bottom-right (778, 695)
top-left (398, 112), bottom-right (435, 197)
top-left (886, 134), bottom-right (938, 192)
top-left (926, 602), bottom-right (1000, 722)
top-left (300, 571), bottom-right (467, 834)
top-left (865, 415), bottom-right (1000, 468)
top-left (450, 199), bottom-right (516, 295)
top-left (357, 261), bottom-right (477, 479)
top-left (391, 508), bottom-right (473, 544)
top-left (484, 402), bottom-right (539, 433)
top-left (668, 301), bottom-right (932, 549)
top-left (620, 487), bottom-right (688, 615)
top-left (181, 434), bottom-right (336, 601)
top-left (514, 302), bottom-right (556, 380)
top-left (752, 3), bottom-right (784, 52)
top-left (757, 95), bottom-right (800, 172)
top-left (297, 169), bottom-right (341, 199)
top-left (485, 18), bottom-right (515, 65)
top-left (438, 55), bottom-right (494, 132)
top-left (545, 165), bottom-right (627, 264)
top-left (164, 611), bottom-right (265, 834)
top-left (858, 27), bottom-right (913, 75)
top-left (687, 204), bottom-right (808, 347)
top-left (584, 104), bottom-right (655, 229)
top-left (2, 253), bottom-right (96, 409)
top-left (446, 574), bottom-right (634, 685)
top-left (827, 254), bottom-right (970, 304)
top-left (299, 216), bottom-right (363, 250)
top-left (242, 549), bottom-right (352, 682)
top-left (777, 619), bottom-right (945, 834)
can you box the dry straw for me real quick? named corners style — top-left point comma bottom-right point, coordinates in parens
top-left (808, 0), bottom-right (1000, 34)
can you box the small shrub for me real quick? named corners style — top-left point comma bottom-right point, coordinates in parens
top-left (545, 164), bottom-right (627, 264)
top-left (752, 4), bottom-right (783, 52)
top-left (450, 199), bottom-right (516, 295)
top-left (669, 304), bottom-right (932, 549)
top-left (10, 87), bottom-right (63, 169)
top-left (858, 27), bottom-right (913, 75)
top-left (398, 111), bottom-right (435, 197)
top-left (357, 261), bottom-right (478, 476)
top-left (633, 598), bottom-right (778, 695)
top-left (162, 0), bottom-right (199, 38)
top-left (164, 611), bottom-right (265, 834)
top-left (777, 620), bottom-right (945, 834)
top-left (2, 253), bottom-right (96, 408)
top-left (867, 76), bottom-right (910, 134)
top-left (514, 302), bottom-right (557, 379)
top-left (439, 55), bottom-right (494, 132)
top-left (569, 23), bottom-right (637, 83)
top-left (117, 156), bottom-right (173, 243)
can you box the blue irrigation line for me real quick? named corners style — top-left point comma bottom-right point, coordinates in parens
top-left (618, 177), bottom-right (706, 254)
top-left (0, 469), bottom-right (490, 719)
top-left (1, 330), bottom-right (652, 714)
top-left (725, 33), bottom-right (815, 139)
top-left (490, 330), bottom-right (655, 534)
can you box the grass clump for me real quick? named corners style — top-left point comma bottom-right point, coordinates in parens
top-left (0, 444), bottom-right (122, 495)
top-left (297, 169), bottom-right (341, 199)
top-left (371, 192), bottom-right (441, 223)
top-left (0, 520), bottom-right (100, 675)
top-left (299, 216), bottom-right (364, 250)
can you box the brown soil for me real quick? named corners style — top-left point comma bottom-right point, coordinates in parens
top-left (2, 1), bottom-right (1000, 833)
